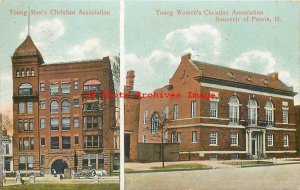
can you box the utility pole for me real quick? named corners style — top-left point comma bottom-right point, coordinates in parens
top-left (0, 113), bottom-right (3, 189)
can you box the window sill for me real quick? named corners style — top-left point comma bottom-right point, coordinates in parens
top-left (191, 142), bottom-right (198, 144)
top-left (209, 144), bottom-right (218, 146)
top-left (209, 117), bottom-right (218, 119)
top-left (267, 145), bottom-right (273, 147)
top-left (283, 145), bottom-right (289, 147)
top-left (231, 144), bottom-right (238, 147)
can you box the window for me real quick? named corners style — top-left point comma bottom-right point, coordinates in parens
top-left (265, 101), bottom-right (274, 126)
top-left (26, 69), bottom-right (30, 76)
top-left (19, 156), bottom-right (26, 170)
top-left (50, 118), bottom-right (59, 130)
top-left (283, 135), bottom-right (289, 147)
top-left (173, 104), bottom-right (178, 120)
top-left (41, 137), bottom-right (45, 146)
top-left (143, 110), bottom-right (148, 124)
top-left (229, 96), bottom-right (239, 124)
top-left (29, 119), bottom-right (34, 131)
top-left (62, 137), bottom-right (71, 149)
top-left (142, 134), bottom-right (146, 143)
top-left (191, 101), bottom-right (196, 118)
top-left (209, 154), bottom-right (217, 160)
top-left (41, 155), bottom-right (45, 166)
top-left (74, 80), bottom-right (78, 89)
top-left (39, 101), bottom-right (45, 109)
top-left (210, 101), bottom-right (218, 118)
top-left (163, 131), bottom-right (168, 143)
top-left (231, 154), bottom-right (238, 160)
top-left (40, 83), bottom-right (45, 91)
top-left (82, 154), bottom-right (88, 169)
top-left (30, 138), bottom-right (34, 150)
top-left (267, 135), bottom-right (273, 146)
top-left (19, 102), bottom-right (25, 113)
top-left (19, 83), bottom-right (33, 96)
top-left (151, 112), bottom-right (159, 133)
top-left (177, 132), bottom-right (182, 143)
top-left (51, 137), bottom-right (59, 149)
top-left (74, 117), bottom-right (79, 128)
top-left (171, 132), bottom-right (176, 143)
top-left (282, 109), bottom-right (288, 124)
top-left (192, 131), bottom-right (197, 143)
top-left (61, 83), bottom-right (70, 94)
top-left (98, 153), bottom-right (104, 169)
top-left (16, 70), bottom-right (20, 77)
top-left (23, 119), bottom-right (28, 131)
top-left (248, 99), bottom-right (257, 125)
top-left (5, 144), bottom-right (9, 154)
top-left (27, 102), bottom-right (33, 113)
top-left (18, 119), bottom-right (23, 132)
top-left (21, 69), bottom-right (25, 77)
top-left (50, 101), bottom-right (59, 113)
top-left (231, 133), bottom-right (238, 146)
top-left (50, 84), bottom-right (59, 95)
top-left (93, 117), bottom-right (98, 129)
top-left (86, 116), bottom-right (92, 129)
top-left (73, 99), bottom-right (79, 108)
top-left (62, 100), bottom-right (70, 113)
top-left (93, 135), bottom-right (99, 148)
top-left (87, 136), bottom-right (92, 148)
top-left (23, 138), bottom-right (29, 150)
top-left (74, 136), bottom-right (79, 145)
top-left (164, 106), bottom-right (169, 119)
top-left (18, 138), bottom-right (22, 150)
top-left (83, 80), bottom-right (101, 92)
top-left (40, 118), bottom-right (45, 129)
top-left (31, 68), bottom-right (35, 76)
top-left (62, 118), bottom-right (70, 130)
top-left (209, 132), bottom-right (218, 145)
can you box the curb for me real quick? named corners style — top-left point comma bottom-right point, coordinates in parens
top-left (240, 161), bottom-right (300, 168)
top-left (125, 167), bottom-right (212, 174)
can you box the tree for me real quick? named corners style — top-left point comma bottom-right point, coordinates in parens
top-left (111, 55), bottom-right (120, 106)
top-left (74, 150), bottom-right (78, 172)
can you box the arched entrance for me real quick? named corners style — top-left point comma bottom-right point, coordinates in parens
top-left (51, 159), bottom-right (68, 174)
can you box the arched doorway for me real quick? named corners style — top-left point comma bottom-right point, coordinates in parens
top-left (51, 159), bottom-right (68, 174)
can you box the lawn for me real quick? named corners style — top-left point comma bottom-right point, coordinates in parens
top-left (150, 163), bottom-right (210, 170)
top-left (224, 160), bottom-right (273, 166)
top-left (3, 184), bottom-right (119, 190)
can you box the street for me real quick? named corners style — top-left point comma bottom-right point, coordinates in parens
top-left (125, 164), bottom-right (300, 190)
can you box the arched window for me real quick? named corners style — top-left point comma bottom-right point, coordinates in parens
top-left (265, 101), bottom-right (274, 126)
top-left (16, 69), bottom-right (20, 77)
top-left (248, 99), bottom-right (257, 125)
top-left (50, 100), bottom-right (59, 113)
top-left (31, 68), bottom-right (35, 76)
top-left (229, 96), bottom-right (239, 124)
top-left (21, 69), bottom-right (25, 77)
top-left (26, 69), bottom-right (30, 77)
top-left (19, 83), bottom-right (33, 96)
top-left (62, 100), bottom-right (70, 113)
top-left (151, 112), bottom-right (159, 134)
top-left (83, 79), bottom-right (101, 92)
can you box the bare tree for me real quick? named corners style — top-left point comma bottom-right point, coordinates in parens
top-left (1, 114), bottom-right (12, 131)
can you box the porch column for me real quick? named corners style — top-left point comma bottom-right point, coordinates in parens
top-left (246, 130), bottom-right (248, 153)
top-left (262, 131), bottom-right (266, 156)
top-left (248, 130), bottom-right (252, 156)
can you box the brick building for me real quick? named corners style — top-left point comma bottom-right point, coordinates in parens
top-left (295, 105), bottom-right (300, 156)
top-left (132, 53), bottom-right (298, 161)
top-left (12, 35), bottom-right (117, 174)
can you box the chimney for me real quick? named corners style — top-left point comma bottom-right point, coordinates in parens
top-left (268, 72), bottom-right (279, 80)
top-left (126, 70), bottom-right (135, 91)
top-left (181, 53), bottom-right (191, 61)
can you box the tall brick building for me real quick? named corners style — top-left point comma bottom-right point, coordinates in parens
top-left (295, 105), bottom-right (300, 156)
top-left (12, 35), bottom-right (117, 174)
top-left (129, 54), bottom-right (298, 161)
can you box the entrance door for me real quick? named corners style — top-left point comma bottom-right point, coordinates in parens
top-left (124, 134), bottom-right (131, 159)
top-left (51, 159), bottom-right (68, 174)
top-left (251, 139), bottom-right (256, 156)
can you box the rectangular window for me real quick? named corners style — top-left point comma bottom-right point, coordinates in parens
top-left (82, 154), bottom-right (88, 169)
top-left (231, 154), bottom-right (239, 160)
top-left (30, 138), bottom-right (34, 150)
top-left (87, 136), bottom-right (93, 148)
top-left (29, 119), bottom-right (34, 131)
top-left (90, 154), bottom-right (96, 169)
top-left (40, 101), bottom-right (45, 109)
top-left (209, 132), bottom-right (218, 145)
top-left (62, 118), bottom-right (70, 130)
top-left (192, 131), bottom-right (197, 143)
top-left (74, 136), bottom-right (79, 145)
top-left (40, 118), bottom-right (45, 129)
top-left (210, 101), bottom-right (218, 118)
top-left (50, 118), bottom-right (59, 130)
top-left (19, 102), bottom-right (25, 114)
top-left (51, 137), bottom-right (59, 149)
top-left (231, 133), bottom-right (238, 146)
top-left (40, 83), bottom-right (45, 91)
top-left (18, 138), bottom-right (22, 151)
top-left (98, 153), bottom-right (104, 169)
top-left (50, 84), bottom-right (59, 95)
top-left (27, 156), bottom-right (34, 170)
top-left (61, 83), bottom-right (70, 94)
top-left (191, 101), bottom-right (196, 118)
top-left (41, 137), bottom-right (45, 146)
top-left (93, 135), bottom-right (99, 148)
top-left (177, 132), bottom-right (182, 143)
top-left (87, 116), bottom-right (93, 129)
top-left (62, 136), bottom-right (71, 149)
top-left (142, 134), bottom-right (146, 143)
top-left (27, 102), bottom-right (33, 113)
top-left (74, 117), bottom-right (79, 128)
top-left (93, 117), bottom-right (98, 129)
top-left (267, 135), bottom-right (273, 146)
top-left (164, 106), bottom-right (169, 119)
top-left (163, 131), bottom-right (168, 143)
top-left (19, 156), bottom-right (26, 170)
top-left (209, 154), bottom-right (217, 160)
top-left (23, 137), bottom-right (29, 150)
top-left (74, 80), bottom-right (78, 90)
top-left (283, 135), bottom-right (289, 147)
top-left (173, 104), bottom-right (178, 120)
top-left (171, 132), bottom-right (176, 143)
top-left (282, 109), bottom-right (288, 124)
top-left (143, 110), bottom-right (148, 124)
top-left (18, 119), bottom-right (23, 132)
top-left (41, 155), bottom-right (45, 165)
top-left (73, 99), bottom-right (79, 108)
top-left (5, 144), bottom-right (9, 154)
top-left (23, 119), bottom-right (28, 131)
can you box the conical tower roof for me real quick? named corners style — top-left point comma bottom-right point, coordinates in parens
top-left (13, 35), bottom-right (44, 63)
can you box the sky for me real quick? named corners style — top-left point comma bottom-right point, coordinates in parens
top-left (0, 0), bottom-right (119, 116)
top-left (124, 1), bottom-right (300, 105)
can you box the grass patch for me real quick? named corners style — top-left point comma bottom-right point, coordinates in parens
top-left (150, 163), bottom-right (209, 170)
top-left (3, 184), bottom-right (119, 190)
top-left (224, 160), bottom-right (273, 166)
top-left (124, 168), bottom-right (135, 171)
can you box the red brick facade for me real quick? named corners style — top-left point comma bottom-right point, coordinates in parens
top-left (132, 53), bottom-right (297, 161)
top-left (296, 105), bottom-right (300, 156)
top-left (12, 35), bottom-right (116, 174)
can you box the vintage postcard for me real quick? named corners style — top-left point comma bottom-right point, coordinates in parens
top-left (124, 1), bottom-right (300, 190)
top-left (0, 0), bottom-right (120, 189)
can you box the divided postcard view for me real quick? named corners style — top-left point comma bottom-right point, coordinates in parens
top-left (0, 1), bottom-right (299, 190)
